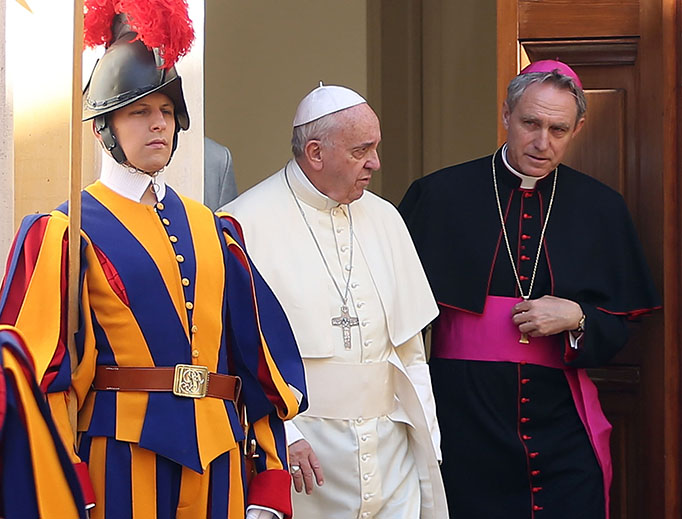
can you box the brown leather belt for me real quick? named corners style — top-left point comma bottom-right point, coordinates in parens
top-left (93, 365), bottom-right (241, 401)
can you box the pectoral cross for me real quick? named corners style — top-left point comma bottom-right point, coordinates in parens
top-left (519, 295), bottom-right (530, 344)
top-left (331, 305), bottom-right (359, 350)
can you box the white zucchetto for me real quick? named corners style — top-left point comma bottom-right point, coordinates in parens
top-left (293, 83), bottom-right (366, 127)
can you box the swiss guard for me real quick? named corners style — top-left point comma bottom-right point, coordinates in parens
top-left (0, 1), bottom-right (307, 518)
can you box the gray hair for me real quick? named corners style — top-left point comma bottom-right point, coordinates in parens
top-left (291, 111), bottom-right (345, 158)
top-left (506, 70), bottom-right (587, 122)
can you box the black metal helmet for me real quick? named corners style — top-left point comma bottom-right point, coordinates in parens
top-left (83, 15), bottom-right (189, 166)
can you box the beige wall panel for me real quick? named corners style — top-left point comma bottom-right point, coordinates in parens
top-left (165, 0), bottom-right (204, 201)
top-left (366, 0), bottom-right (422, 203)
top-left (205, 0), bottom-right (368, 193)
top-left (0, 0), bottom-right (12, 265)
top-left (9, 0), bottom-right (73, 225)
top-left (422, 0), bottom-right (497, 175)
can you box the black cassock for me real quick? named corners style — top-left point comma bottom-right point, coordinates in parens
top-left (399, 149), bottom-right (660, 519)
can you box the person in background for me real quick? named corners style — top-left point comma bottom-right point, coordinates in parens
top-left (204, 136), bottom-right (238, 211)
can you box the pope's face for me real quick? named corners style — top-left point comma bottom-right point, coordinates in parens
top-left (317, 104), bottom-right (381, 204)
top-left (503, 82), bottom-right (584, 177)
top-left (109, 92), bottom-right (176, 173)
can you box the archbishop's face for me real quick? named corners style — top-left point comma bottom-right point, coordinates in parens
top-left (502, 82), bottom-right (584, 177)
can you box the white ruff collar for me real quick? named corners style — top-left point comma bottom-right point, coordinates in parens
top-left (99, 150), bottom-right (167, 202)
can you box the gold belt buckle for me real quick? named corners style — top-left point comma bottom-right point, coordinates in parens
top-left (173, 364), bottom-right (209, 398)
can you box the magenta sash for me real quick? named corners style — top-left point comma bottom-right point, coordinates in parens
top-left (432, 296), bottom-right (612, 518)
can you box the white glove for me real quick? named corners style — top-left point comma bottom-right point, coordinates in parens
top-left (245, 506), bottom-right (283, 519)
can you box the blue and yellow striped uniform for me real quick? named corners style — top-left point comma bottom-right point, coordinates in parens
top-left (0, 181), bottom-right (307, 518)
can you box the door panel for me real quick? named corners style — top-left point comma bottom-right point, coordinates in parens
top-left (519, 0), bottom-right (639, 39)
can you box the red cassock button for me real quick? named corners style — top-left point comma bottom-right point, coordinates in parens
top-left (532, 486), bottom-right (543, 493)
top-left (520, 275), bottom-right (529, 280)
top-left (524, 192), bottom-right (534, 198)
top-left (523, 213), bottom-right (533, 220)
top-left (529, 451), bottom-right (539, 458)
top-left (520, 417), bottom-right (531, 423)
top-left (522, 434), bottom-right (532, 440)
top-left (521, 398), bottom-right (530, 403)
top-left (522, 234), bottom-right (531, 240)
top-left (521, 255), bottom-right (531, 261)
top-left (533, 505), bottom-right (544, 511)
top-left (521, 378), bottom-right (531, 384)
top-left (531, 470), bottom-right (541, 476)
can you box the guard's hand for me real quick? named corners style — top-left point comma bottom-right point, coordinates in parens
top-left (511, 295), bottom-right (583, 337)
top-left (289, 439), bottom-right (324, 494)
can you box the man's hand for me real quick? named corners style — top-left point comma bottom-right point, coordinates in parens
top-left (511, 295), bottom-right (583, 337)
top-left (289, 439), bottom-right (324, 494)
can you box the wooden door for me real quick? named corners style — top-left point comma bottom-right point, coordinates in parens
top-left (497, 1), bottom-right (680, 517)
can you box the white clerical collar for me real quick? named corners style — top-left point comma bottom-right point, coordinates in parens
top-left (501, 143), bottom-right (549, 189)
top-left (99, 149), bottom-right (167, 202)
top-left (288, 158), bottom-right (342, 211)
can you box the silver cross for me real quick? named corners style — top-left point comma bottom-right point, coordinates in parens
top-left (331, 305), bottom-right (359, 350)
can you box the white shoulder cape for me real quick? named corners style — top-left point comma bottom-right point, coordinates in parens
top-left (224, 165), bottom-right (438, 356)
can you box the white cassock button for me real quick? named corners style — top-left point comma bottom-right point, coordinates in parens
top-left (351, 282), bottom-right (359, 289)
top-left (336, 227), bottom-right (344, 234)
top-left (363, 473), bottom-right (370, 481)
top-left (361, 320), bottom-right (369, 327)
top-left (361, 434), bottom-right (369, 442)
top-left (341, 245), bottom-right (349, 253)
top-left (356, 301), bottom-right (365, 308)
top-left (363, 339), bottom-right (372, 347)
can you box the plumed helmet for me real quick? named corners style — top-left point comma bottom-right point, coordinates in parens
top-left (82, 16), bottom-right (189, 130)
top-left (82, 0), bottom-right (194, 166)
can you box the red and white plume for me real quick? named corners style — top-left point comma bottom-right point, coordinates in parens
top-left (84, 0), bottom-right (195, 69)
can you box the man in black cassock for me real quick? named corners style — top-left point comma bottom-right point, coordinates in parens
top-left (399, 60), bottom-right (660, 519)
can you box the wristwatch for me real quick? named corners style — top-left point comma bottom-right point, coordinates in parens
top-left (575, 313), bottom-right (586, 334)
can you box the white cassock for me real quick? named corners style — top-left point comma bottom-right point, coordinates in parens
top-left (224, 160), bottom-right (448, 519)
